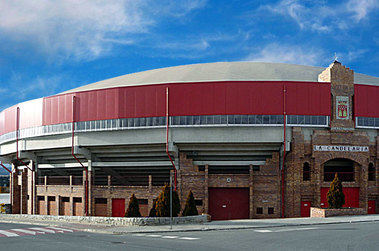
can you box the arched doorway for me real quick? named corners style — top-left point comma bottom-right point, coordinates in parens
top-left (321, 158), bottom-right (360, 208)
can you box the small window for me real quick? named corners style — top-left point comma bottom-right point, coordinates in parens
top-left (61, 197), bottom-right (69, 202)
top-left (368, 163), bottom-right (375, 181)
top-left (256, 207), bottom-right (263, 214)
top-left (37, 196), bottom-right (45, 201)
top-left (268, 207), bottom-right (274, 214)
top-left (95, 198), bottom-right (107, 204)
top-left (198, 165), bottom-right (205, 172)
top-left (48, 196), bottom-right (55, 201)
top-left (253, 166), bottom-right (260, 172)
top-left (138, 199), bottom-right (148, 205)
top-left (195, 200), bottom-right (203, 206)
top-left (303, 162), bottom-right (310, 181)
top-left (73, 197), bottom-right (82, 203)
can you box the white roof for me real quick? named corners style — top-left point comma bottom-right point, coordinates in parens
top-left (62, 62), bottom-right (379, 94)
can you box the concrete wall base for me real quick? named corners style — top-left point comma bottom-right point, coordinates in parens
top-left (310, 207), bottom-right (367, 218)
top-left (0, 214), bottom-right (208, 226)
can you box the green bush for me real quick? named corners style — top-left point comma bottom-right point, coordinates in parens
top-left (125, 194), bottom-right (141, 217)
top-left (155, 184), bottom-right (180, 217)
top-left (149, 199), bottom-right (157, 217)
top-left (182, 191), bottom-right (198, 216)
top-left (327, 173), bottom-right (345, 209)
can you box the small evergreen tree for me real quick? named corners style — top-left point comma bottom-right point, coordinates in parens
top-left (155, 184), bottom-right (180, 217)
top-left (182, 191), bottom-right (198, 216)
top-left (327, 173), bottom-right (345, 209)
top-left (125, 194), bottom-right (141, 217)
top-left (149, 199), bottom-right (157, 217)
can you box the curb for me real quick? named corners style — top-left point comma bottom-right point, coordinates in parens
top-left (110, 219), bottom-right (379, 235)
top-left (0, 217), bottom-right (377, 235)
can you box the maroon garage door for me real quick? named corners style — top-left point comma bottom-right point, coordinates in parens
top-left (208, 188), bottom-right (249, 220)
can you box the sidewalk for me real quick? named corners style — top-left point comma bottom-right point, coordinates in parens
top-left (0, 214), bottom-right (378, 235)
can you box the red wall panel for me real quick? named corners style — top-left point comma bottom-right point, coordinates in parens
top-left (2, 106), bottom-right (17, 134)
top-left (285, 82), bottom-right (330, 116)
top-left (5, 80), bottom-right (336, 134)
top-left (43, 93), bottom-right (74, 125)
top-left (18, 98), bottom-right (43, 129)
top-left (170, 82), bottom-right (285, 116)
top-left (354, 84), bottom-right (379, 117)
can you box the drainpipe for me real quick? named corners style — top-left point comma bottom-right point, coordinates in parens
top-left (71, 96), bottom-right (88, 216)
top-left (281, 85), bottom-right (287, 218)
top-left (166, 87), bottom-right (177, 190)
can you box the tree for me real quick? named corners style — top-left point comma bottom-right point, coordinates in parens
top-left (149, 199), bottom-right (157, 217)
top-left (182, 191), bottom-right (198, 216)
top-left (327, 173), bottom-right (345, 209)
top-left (125, 194), bottom-right (141, 217)
top-left (155, 184), bottom-right (180, 217)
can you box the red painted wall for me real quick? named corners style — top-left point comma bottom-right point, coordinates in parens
top-left (40, 81), bottom-right (331, 127)
top-left (0, 80), bottom-right (351, 135)
top-left (354, 84), bottom-right (379, 117)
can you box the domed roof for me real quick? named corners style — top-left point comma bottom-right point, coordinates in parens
top-left (62, 62), bottom-right (379, 94)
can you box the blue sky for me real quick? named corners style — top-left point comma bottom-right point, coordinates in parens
top-left (0, 0), bottom-right (378, 110)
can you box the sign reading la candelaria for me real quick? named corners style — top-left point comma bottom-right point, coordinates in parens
top-left (314, 145), bottom-right (369, 152)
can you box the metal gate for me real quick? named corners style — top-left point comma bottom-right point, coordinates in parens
top-left (112, 198), bottom-right (125, 217)
top-left (368, 200), bottom-right (376, 214)
top-left (208, 188), bottom-right (249, 220)
top-left (320, 187), bottom-right (359, 208)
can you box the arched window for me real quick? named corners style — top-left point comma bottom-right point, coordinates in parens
top-left (303, 162), bottom-right (310, 181)
top-left (368, 163), bottom-right (375, 181)
top-left (324, 158), bottom-right (354, 182)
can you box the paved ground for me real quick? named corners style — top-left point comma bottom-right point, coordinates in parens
top-left (2, 214), bottom-right (377, 234)
top-left (0, 221), bottom-right (377, 250)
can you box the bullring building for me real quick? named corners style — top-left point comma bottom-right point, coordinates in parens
top-left (0, 61), bottom-right (377, 219)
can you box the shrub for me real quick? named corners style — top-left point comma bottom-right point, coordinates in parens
top-left (125, 194), bottom-right (141, 217)
top-left (182, 191), bottom-right (198, 216)
top-left (155, 184), bottom-right (180, 217)
top-left (327, 173), bottom-right (345, 209)
top-left (149, 199), bottom-right (157, 217)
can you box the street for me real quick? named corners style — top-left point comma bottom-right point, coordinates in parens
top-left (0, 221), bottom-right (377, 250)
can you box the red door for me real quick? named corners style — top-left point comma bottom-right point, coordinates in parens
top-left (112, 199), bottom-right (125, 217)
top-left (208, 188), bottom-right (249, 220)
top-left (321, 187), bottom-right (359, 208)
top-left (368, 200), bottom-right (376, 214)
top-left (300, 201), bottom-right (311, 217)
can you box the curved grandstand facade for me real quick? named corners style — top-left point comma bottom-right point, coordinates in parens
top-left (1, 61), bottom-right (378, 219)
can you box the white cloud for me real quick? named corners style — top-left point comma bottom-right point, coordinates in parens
top-left (346, 0), bottom-right (379, 21)
top-left (0, 73), bottom-right (72, 104)
top-left (244, 43), bottom-right (324, 66)
top-left (259, 0), bottom-right (378, 32)
top-left (0, 0), bottom-right (207, 60)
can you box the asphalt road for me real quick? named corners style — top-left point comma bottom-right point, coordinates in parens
top-left (0, 221), bottom-right (377, 251)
